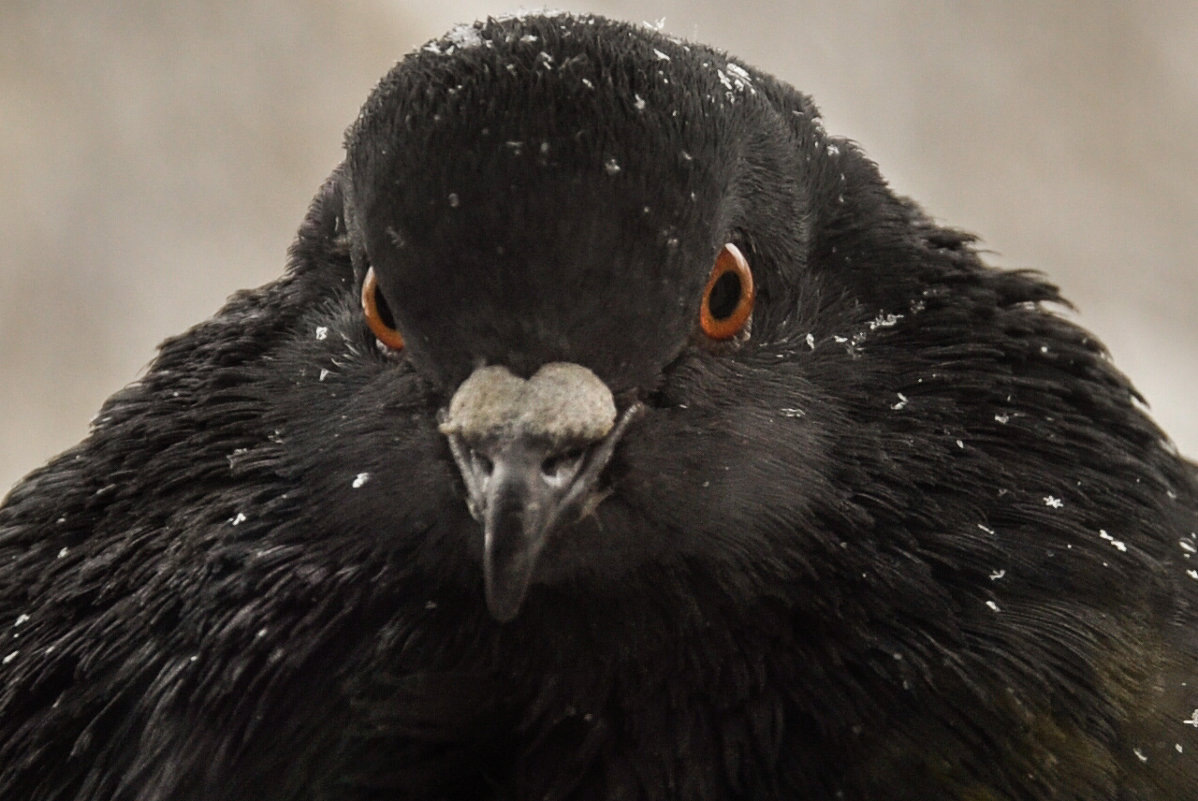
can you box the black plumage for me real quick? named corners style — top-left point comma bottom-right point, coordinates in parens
top-left (2, 12), bottom-right (1197, 800)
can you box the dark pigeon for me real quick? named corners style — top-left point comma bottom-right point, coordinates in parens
top-left (2, 13), bottom-right (1196, 801)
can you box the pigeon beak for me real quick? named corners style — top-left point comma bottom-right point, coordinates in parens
top-left (439, 363), bottom-right (643, 621)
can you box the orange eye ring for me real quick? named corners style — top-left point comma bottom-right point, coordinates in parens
top-left (361, 267), bottom-right (405, 351)
top-left (699, 242), bottom-right (754, 340)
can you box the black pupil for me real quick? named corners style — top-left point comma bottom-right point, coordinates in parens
top-left (707, 271), bottom-right (742, 320)
top-left (373, 285), bottom-right (397, 330)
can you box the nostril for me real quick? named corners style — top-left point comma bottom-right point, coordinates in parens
top-left (541, 447), bottom-right (586, 484)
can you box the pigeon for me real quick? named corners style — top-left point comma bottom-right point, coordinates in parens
top-left (2, 12), bottom-right (1196, 801)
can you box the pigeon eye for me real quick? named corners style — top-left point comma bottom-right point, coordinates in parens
top-left (699, 242), bottom-right (754, 340)
top-left (361, 267), bottom-right (405, 351)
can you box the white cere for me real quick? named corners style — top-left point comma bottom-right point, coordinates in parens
top-left (1044, 496), bottom-right (1064, 509)
top-left (315, 326), bottom-right (329, 341)
top-left (352, 472), bottom-right (371, 489)
top-left (1099, 529), bottom-right (1128, 552)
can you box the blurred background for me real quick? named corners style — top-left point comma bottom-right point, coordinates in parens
top-left (2, 0), bottom-right (1196, 493)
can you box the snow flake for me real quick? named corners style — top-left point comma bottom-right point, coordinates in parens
top-left (445, 23), bottom-right (485, 50)
top-left (447, 193), bottom-right (460, 207)
top-left (3, 651), bottom-right (18, 664)
top-left (653, 48), bottom-right (671, 61)
top-left (604, 158), bottom-right (621, 175)
top-left (994, 413), bottom-right (1010, 424)
top-left (1179, 538), bottom-right (1196, 554)
top-left (581, 77), bottom-right (594, 89)
top-left (985, 600), bottom-right (1000, 612)
top-left (826, 143), bottom-right (840, 157)
top-left (633, 94), bottom-right (646, 111)
top-left (977, 524), bottom-right (996, 535)
top-left (890, 393), bottom-right (908, 411)
top-left (780, 408), bottom-right (806, 419)
top-left (319, 369), bottom-right (330, 382)
top-left (1185, 710), bottom-right (1198, 727)
top-left (1187, 569), bottom-right (1198, 581)
top-left (1176, 743), bottom-right (1184, 753)
top-left (57, 547), bottom-right (68, 559)
top-left (1044, 496), bottom-right (1064, 509)
top-left (1133, 747), bottom-right (1148, 763)
top-left (352, 472), bottom-right (371, 489)
top-left (13, 614), bottom-right (29, 627)
top-left (868, 312), bottom-right (903, 330)
top-left (1099, 530), bottom-right (1128, 552)
top-left (805, 333), bottom-right (816, 350)
top-left (230, 512), bottom-right (247, 526)
top-left (315, 326), bottom-right (328, 341)
top-left (989, 569), bottom-right (1006, 581)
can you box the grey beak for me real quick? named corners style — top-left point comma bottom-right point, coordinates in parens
top-left (439, 363), bottom-right (642, 621)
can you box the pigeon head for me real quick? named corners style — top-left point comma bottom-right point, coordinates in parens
top-left (339, 15), bottom-right (827, 619)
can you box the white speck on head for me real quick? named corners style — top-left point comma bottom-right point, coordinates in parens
top-left (805, 333), bottom-right (816, 350)
top-left (653, 47), bottom-right (671, 61)
top-left (352, 472), bottom-right (371, 489)
top-left (189, 655), bottom-right (199, 663)
top-left (680, 150), bottom-right (692, 161)
top-left (581, 77), bottom-right (594, 89)
top-left (519, 33), bottom-right (539, 43)
top-left (504, 140), bottom-right (524, 154)
top-left (1187, 569), bottom-right (1198, 580)
top-left (230, 512), bottom-right (247, 526)
top-left (978, 524), bottom-right (996, 535)
top-left (890, 393), bottom-right (908, 411)
top-left (604, 158), bottom-right (621, 175)
top-left (633, 94), bottom-right (646, 111)
top-left (1133, 747), bottom-right (1148, 763)
top-left (445, 22), bottom-right (485, 50)
top-left (956, 439), bottom-right (965, 449)
top-left (447, 193), bottom-right (460, 208)
top-left (780, 408), bottom-right (806, 418)
top-left (989, 569), bottom-right (1006, 581)
top-left (826, 143), bottom-right (840, 157)
top-left (1180, 539), bottom-right (1196, 554)
top-left (3, 651), bottom-right (17, 664)
top-left (319, 369), bottom-right (330, 382)
top-left (315, 326), bottom-right (328, 341)
top-left (1176, 743), bottom-right (1184, 753)
top-left (424, 600), bottom-right (438, 610)
top-left (643, 17), bottom-right (666, 31)
top-left (57, 547), bottom-right (68, 559)
top-left (1185, 709), bottom-right (1198, 727)
top-left (995, 413), bottom-right (1010, 424)
top-left (985, 600), bottom-right (1000, 612)
top-left (14, 614), bottom-right (29, 627)
top-left (256, 628), bottom-right (268, 638)
top-left (1044, 496), bottom-right (1064, 509)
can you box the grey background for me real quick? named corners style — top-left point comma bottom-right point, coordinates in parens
top-left (2, 1), bottom-right (1196, 494)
